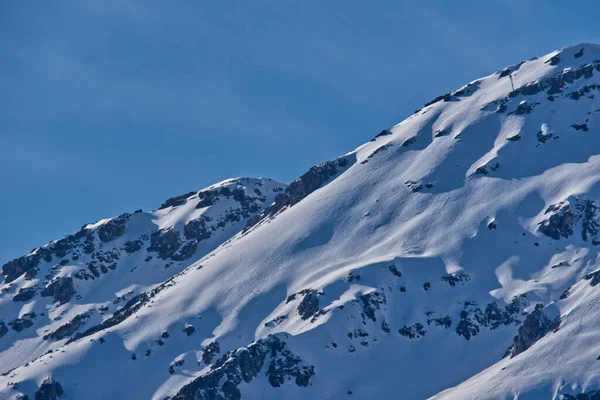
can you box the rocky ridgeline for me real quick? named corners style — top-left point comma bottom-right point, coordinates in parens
top-left (0, 178), bottom-right (286, 341)
top-left (246, 156), bottom-right (352, 229)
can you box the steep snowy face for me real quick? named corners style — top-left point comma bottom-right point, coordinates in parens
top-left (4, 44), bottom-right (600, 400)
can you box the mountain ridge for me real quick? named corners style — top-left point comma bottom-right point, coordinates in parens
top-left (4, 43), bottom-right (600, 399)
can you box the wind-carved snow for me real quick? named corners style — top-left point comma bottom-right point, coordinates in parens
top-left (5, 43), bottom-right (600, 400)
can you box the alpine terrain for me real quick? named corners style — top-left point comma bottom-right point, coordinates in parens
top-left (4, 44), bottom-right (600, 400)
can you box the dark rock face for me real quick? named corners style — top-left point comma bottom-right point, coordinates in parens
top-left (399, 323), bottom-right (426, 339)
top-left (172, 336), bottom-right (314, 400)
top-left (427, 316), bottom-right (452, 328)
top-left (12, 287), bottom-right (36, 302)
top-left (184, 325), bottom-right (195, 336)
top-left (184, 217), bottom-right (212, 242)
top-left (246, 157), bottom-right (351, 230)
top-left (159, 191), bottom-right (196, 209)
top-left (122, 240), bottom-right (143, 253)
top-left (297, 291), bottom-right (320, 320)
top-left (171, 241), bottom-right (198, 262)
top-left (572, 123), bottom-right (589, 131)
top-left (67, 293), bottom-right (149, 344)
top-left (508, 306), bottom-right (560, 358)
top-left (539, 203), bottom-right (574, 240)
top-left (97, 214), bottom-right (129, 242)
top-left (0, 322), bottom-right (8, 338)
top-left (202, 341), bottom-right (221, 364)
top-left (441, 271), bottom-right (470, 287)
top-left (2, 253), bottom-right (43, 284)
top-left (539, 199), bottom-right (600, 242)
top-left (44, 312), bottom-right (92, 341)
top-left (584, 269), bottom-right (600, 286)
top-left (456, 298), bottom-right (523, 340)
top-left (577, 200), bottom-right (600, 241)
top-left (148, 229), bottom-right (182, 260)
top-left (287, 290), bottom-right (322, 321)
top-left (41, 277), bottom-right (76, 304)
top-left (358, 291), bottom-right (386, 322)
top-left (34, 378), bottom-right (64, 400)
top-left (388, 265), bottom-right (402, 278)
top-left (9, 312), bottom-right (36, 332)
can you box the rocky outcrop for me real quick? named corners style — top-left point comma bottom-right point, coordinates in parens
top-left (67, 293), bottom-right (149, 344)
top-left (172, 336), bottom-right (314, 400)
top-left (441, 271), bottom-right (470, 287)
top-left (97, 214), bottom-right (129, 242)
top-left (287, 290), bottom-right (321, 320)
top-left (12, 287), bottom-right (36, 302)
top-left (456, 298), bottom-right (523, 340)
top-left (246, 157), bottom-right (352, 230)
top-left (539, 202), bottom-right (574, 240)
top-left (148, 229), bottom-right (182, 260)
top-left (357, 291), bottom-right (386, 322)
top-left (399, 323), bottom-right (426, 339)
top-left (507, 305), bottom-right (560, 358)
top-left (201, 341), bottom-right (221, 364)
top-left (122, 240), bottom-right (143, 253)
top-left (44, 312), bottom-right (92, 341)
top-left (8, 312), bottom-right (36, 332)
top-left (159, 191), bottom-right (196, 209)
top-left (34, 378), bottom-right (64, 400)
top-left (41, 277), bottom-right (76, 304)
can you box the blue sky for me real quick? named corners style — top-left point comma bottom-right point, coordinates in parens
top-left (1, 1), bottom-right (599, 264)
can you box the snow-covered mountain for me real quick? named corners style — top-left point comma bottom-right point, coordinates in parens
top-left (4, 43), bottom-right (600, 400)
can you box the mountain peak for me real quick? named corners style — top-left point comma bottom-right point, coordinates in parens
top-left (4, 45), bottom-right (600, 399)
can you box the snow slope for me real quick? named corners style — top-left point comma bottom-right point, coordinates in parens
top-left (4, 44), bottom-right (600, 399)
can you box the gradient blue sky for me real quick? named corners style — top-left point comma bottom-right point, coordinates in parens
top-left (1, 1), bottom-right (599, 264)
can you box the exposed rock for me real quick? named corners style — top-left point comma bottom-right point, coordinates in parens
top-left (539, 203), bottom-right (574, 240)
top-left (576, 200), bottom-right (600, 241)
top-left (9, 313), bottom-right (36, 332)
top-left (98, 214), bottom-right (129, 242)
top-left (172, 336), bottom-right (314, 400)
top-left (373, 129), bottom-right (392, 140)
top-left (388, 265), bottom-right (402, 278)
top-left (159, 191), bottom-right (196, 209)
top-left (357, 291), bottom-right (386, 322)
top-left (427, 316), bottom-right (452, 328)
top-left (441, 271), bottom-right (470, 287)
top-left (508, 305), bottom-right (560, 357)
top-left (41, 277), bottom-right (76, 304)
top-left (399, 323), bottom-right (426, 339)
top-left (34, 378), bottom-right (64, 400)
top-left (148, 229), bottom-right (182, 260)
top-left (184, 325), bottom-right (195, 336)
top-left (0, 322), bottom-right (7, 338)
top-left (67, 293), bottom-right (149, 343)
top-left (44, 312), bottom-right (92, 341)
top-left (296, 290), bottom-right (320, 320)
top-left (456, 298), bottom-right (523, 340)
top-left (246, 157), bottom-right (351, 230)
top-left (2, 252), bottom-right (43, 284)
top-left (12, 287), bottom-right (36, 302)
top-left (572, 123), bottom-right (589, 131)
top-left (202, 341), bottom-right (221, 364)
top-left (183, 217), bottom-right (212, 241)
top-left (122, 240), bottom-right (143, 253)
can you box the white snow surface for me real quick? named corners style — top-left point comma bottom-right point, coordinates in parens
top-left (3, 44), bottom-right (600, 399)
